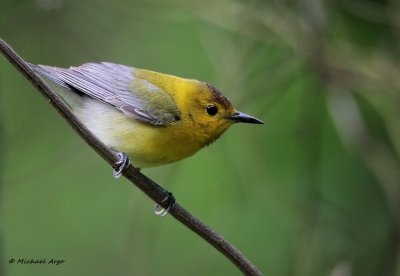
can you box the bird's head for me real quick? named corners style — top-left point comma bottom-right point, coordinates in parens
top-left (180, 82), bottom-right (264, 146)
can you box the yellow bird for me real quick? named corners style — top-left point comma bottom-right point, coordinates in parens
top-left (31, 62), bottom-right (263, 170)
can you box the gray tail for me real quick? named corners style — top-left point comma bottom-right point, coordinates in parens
top-left (29, 63), bottom-right (84, 109)
top-left (29, 63), bottom-right (72, 90)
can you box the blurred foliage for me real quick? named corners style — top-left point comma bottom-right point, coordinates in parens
top-left (1, 0), bottom-right (400, 275)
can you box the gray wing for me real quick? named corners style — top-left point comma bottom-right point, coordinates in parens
top-left (33, 62), bottom-right (181, 125)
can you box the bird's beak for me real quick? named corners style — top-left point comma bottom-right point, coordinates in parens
top-left (227, 111), bottom-right (264, 124)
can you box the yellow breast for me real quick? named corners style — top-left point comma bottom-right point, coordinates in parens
top-left (116, 118), bottom-right (206, 168)
top-left (77, 98), bottom-right (208, 168)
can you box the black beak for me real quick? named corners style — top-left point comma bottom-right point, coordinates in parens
top-left (227, 111), bottom-right (264, 124)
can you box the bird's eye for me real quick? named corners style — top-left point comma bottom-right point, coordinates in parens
top-left (206, 105), bottom-right (218, 116)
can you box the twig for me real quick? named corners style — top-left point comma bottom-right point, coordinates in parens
top-left (0, 38), bottom-right (262, 276)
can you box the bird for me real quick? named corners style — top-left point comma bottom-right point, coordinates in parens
top-left (31, 62), bottom-right (263, 171)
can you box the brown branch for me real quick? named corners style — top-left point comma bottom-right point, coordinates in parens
top-left (0, 38), bottom-right (262, 276)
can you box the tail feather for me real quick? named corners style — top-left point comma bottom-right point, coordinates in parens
top-left (29, 63), bottom-right (72, 90)
top-left (29, 63), bottom-right (84, 109)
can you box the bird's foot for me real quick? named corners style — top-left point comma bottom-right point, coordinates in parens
top-left (113, 152), bottom-right (131, 179)
top-left (154, 192), bottom-right (176, 217)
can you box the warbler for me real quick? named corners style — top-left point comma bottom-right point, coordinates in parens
top-left (31, 62), bottom-right (263, 169)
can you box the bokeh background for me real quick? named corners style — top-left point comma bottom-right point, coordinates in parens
top-left (1, 0), bottom-right (400, 275)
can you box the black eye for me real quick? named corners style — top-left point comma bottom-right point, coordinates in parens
top-left (206, 105), bottom-right (218, 116)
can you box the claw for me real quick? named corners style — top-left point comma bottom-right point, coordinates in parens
top-left (113, 152), bottom-right (130, 178)
top-left (154, 192), bottom-right (176, 217)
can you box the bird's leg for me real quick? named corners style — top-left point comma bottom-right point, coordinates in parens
top-left (112, 151), bottom-right (175, 216)
top-left (154, 192), bottom-right (176, 217)
top-left (113, 152), bottom-right (131, 178)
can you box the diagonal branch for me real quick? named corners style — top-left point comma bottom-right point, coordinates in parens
top-left (0, 38), bottom-right (262, 276)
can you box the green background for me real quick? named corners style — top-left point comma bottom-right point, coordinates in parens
top-left (1, 0), bottom-right (400, 275)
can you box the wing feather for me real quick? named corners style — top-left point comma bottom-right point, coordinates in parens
top-left (36, 62), bottom-right (181, 125)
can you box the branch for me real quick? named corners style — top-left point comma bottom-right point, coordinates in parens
top-left (0, 38), bottom-right (262, 276)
